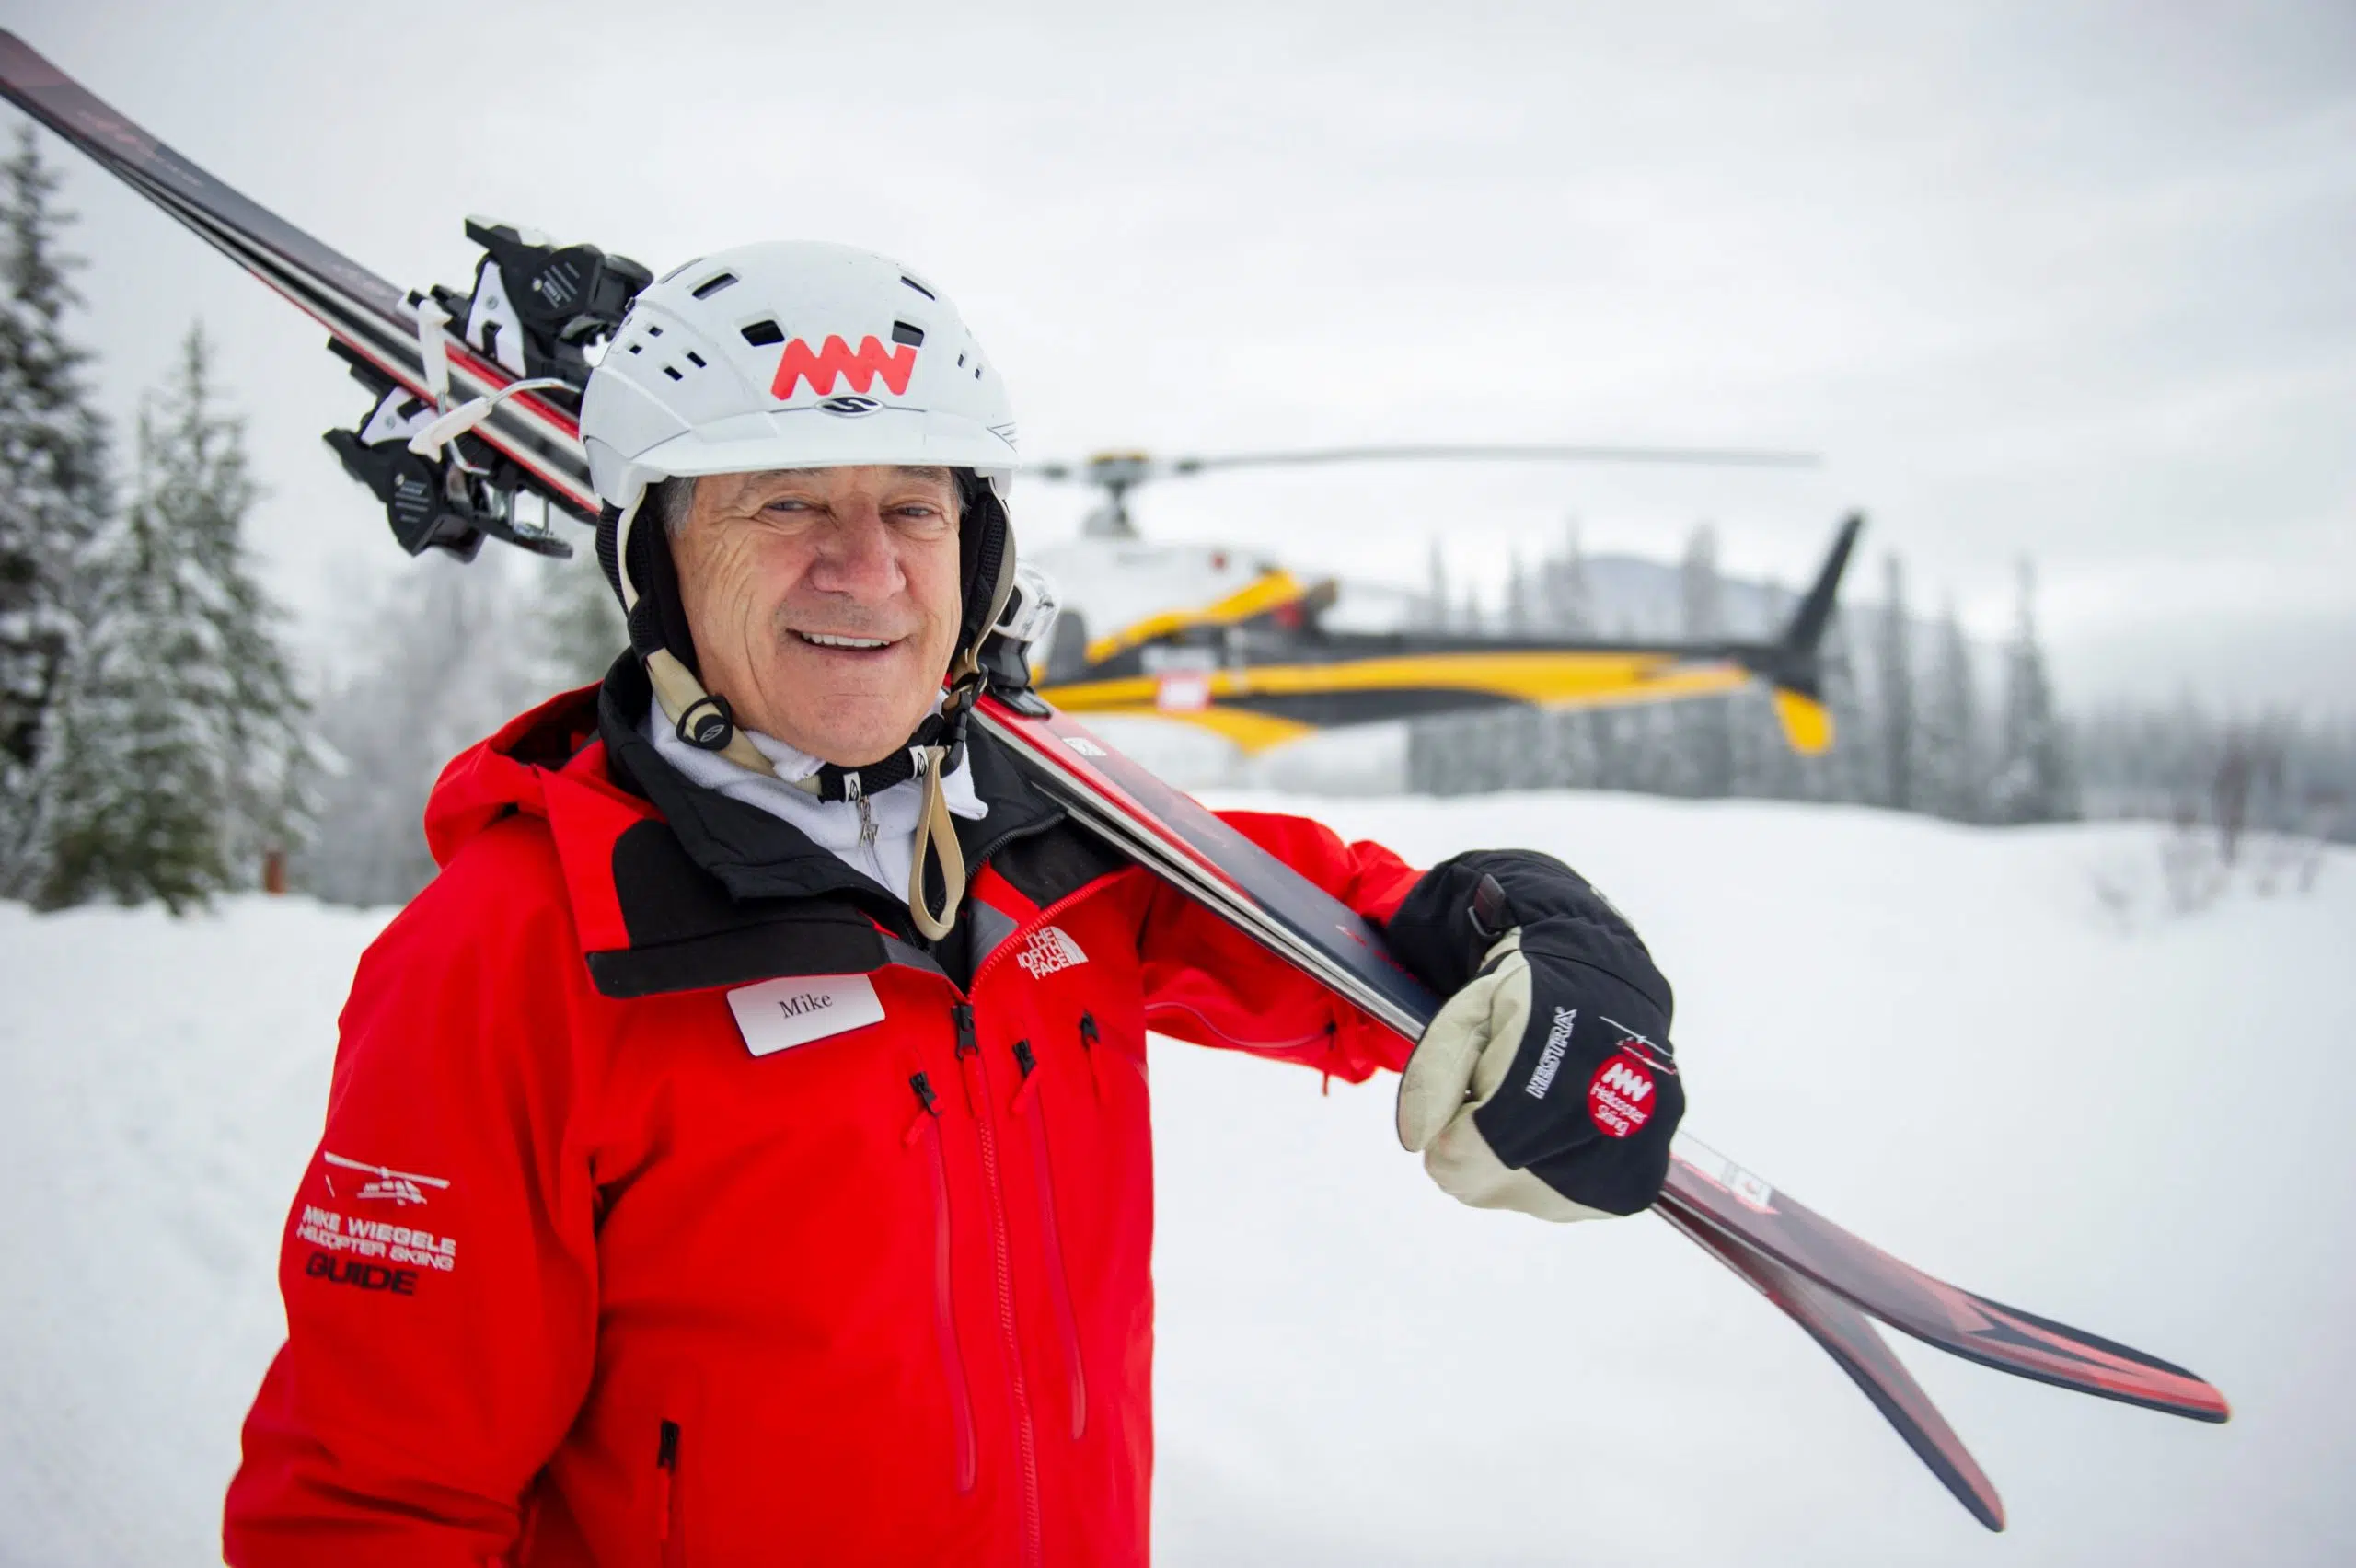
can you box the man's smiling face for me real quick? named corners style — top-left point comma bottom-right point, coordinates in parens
top-left (668, 465), bottom-right (964, 767)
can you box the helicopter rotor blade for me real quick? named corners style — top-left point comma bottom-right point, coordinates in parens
top-left (1165, 443), bottom-right (1818, 476)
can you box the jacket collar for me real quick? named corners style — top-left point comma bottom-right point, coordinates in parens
top-left (420, 659), bottom-right (1077, 1002)
top-left (597, 654), bottom-right (1060, 913)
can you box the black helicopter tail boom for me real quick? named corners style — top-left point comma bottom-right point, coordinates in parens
top-left (1733, 511), bottom-right (1864, 753)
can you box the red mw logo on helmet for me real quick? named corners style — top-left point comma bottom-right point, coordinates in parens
top-left (771, 335), bottom-right (918, 400)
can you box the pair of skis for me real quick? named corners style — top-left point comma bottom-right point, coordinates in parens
top-left (0, 29), bottom-right (2227, 1533)
top-left (975, 700), bottom-right (2227, 1529)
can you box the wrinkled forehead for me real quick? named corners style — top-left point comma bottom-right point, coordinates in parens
top-left (700, 465), bottom-right (958, 503)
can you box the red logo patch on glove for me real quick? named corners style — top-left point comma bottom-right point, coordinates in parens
top-left (1587, 1050), bottom-right (1657, 1138)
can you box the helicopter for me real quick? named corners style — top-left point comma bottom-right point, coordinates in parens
top-left (1016, 448), bottom-right (1861, 757)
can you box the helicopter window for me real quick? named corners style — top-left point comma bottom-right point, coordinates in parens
top-left (740, 319), bottom-right (785, 347)
top-left (891, 321), bottom-right (925, 347)
top-left (899, 275), bottom-right (935, 300)
top-left (690, 271), bottom-right (738, 300)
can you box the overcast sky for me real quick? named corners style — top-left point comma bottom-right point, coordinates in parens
top-left (6, 0), bottom-right (2351, 709)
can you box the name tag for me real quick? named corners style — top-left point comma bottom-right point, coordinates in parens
top-left (727, 974), bottom-right (886, 1057)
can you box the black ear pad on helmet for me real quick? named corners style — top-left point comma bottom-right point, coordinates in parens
top-left (595, 496), bottom-right (702, 677)
top-left (955, 469), bottom-right (1012, 662)
top-left (595, 501), bottom-right (627, 605)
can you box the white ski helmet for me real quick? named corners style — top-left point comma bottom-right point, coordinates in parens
top-left (580, 240), bottom-right (1022, 939)
top-left (583, 239), bottom-right (1018, 522)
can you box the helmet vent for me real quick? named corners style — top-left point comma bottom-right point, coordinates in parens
top-left (690, 271), bottom-right (738, 300)
top-left (685, 350), bottom-right (706, 368)
top-left (627, 343), bottom-right (643, 355)
top-left (900, 275), bottom-right (936, 300)
top-left (740, 319), bottom-right (784, 347)
top-left (646, 325), bottom-right (664, 338)
top-left (891, 321), bottom-right (925, 347)
top-left (663, 365), bottom-right (684, 382)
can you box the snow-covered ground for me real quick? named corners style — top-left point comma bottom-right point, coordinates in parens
top-left (3, 793), bottom-right (2350, 1564)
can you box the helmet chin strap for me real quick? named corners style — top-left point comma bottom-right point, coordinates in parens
top-left (644, 648), bottom-right (776, 777)
top-left (901, 549), bottom-right (1015, 938)
top-left (641, 555), bottom-right (1014, 943)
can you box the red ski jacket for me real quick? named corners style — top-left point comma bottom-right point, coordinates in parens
top-left (225, 666), bottom-right (1424, 1568)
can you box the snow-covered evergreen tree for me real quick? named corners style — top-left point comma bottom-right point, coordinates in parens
top-left (1920, 594), bottom-right (1982, 821)
top-left (1809, 607), bottom-right (1877, 806)
top-left (535, 545), bottom-right (627, 690)
top-left (1534, 520), bottom-right (1602, 787)
top-left (1501, 548), bottom-right (1531, 634)
top-left (1992, 558), bottom-right (2078, 823)
top-left (1675, 523), bottom-right (1733, 797)
top-left (37, 326), bottom-right (310, 912)
top-left (1420, 538), bottom-right (1450, 631)
top-left (300, 552), bottom-right (547, 905)
top-left (1541, 517), bottom-right (1595, 634)
top-left (1875, 552), bottom-right (1917, 811)
top-left (0, 126), bottom-right (111, 894)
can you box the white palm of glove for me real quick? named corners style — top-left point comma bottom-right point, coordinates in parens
top-left (1395, 930), bottom-right (1613, 1224)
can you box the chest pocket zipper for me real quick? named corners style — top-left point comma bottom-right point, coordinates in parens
top-left (1011, 1040), bottom-right (1088, 1440)
top-left (654, 1419), bottom-right (682, 1565)
top-left (1077, 1011), bottom-right (1103, 1103)
top-left (907, 1073), bottom-right (978, 1492)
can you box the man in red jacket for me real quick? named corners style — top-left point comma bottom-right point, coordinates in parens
top-left (225, 243), bottom-right (1685, 1566)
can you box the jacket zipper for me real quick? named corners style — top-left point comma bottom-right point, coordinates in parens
top-left (907, 1072), bottom-right (977, 1493)
top-left (847, 772), bottom-right (878, 849)
top-left (1076, 1010), bottom-right (1103, 1102)
top-left (1011, 1039), bottom-right (1088, 1440)
top-left (953, 1003), bottom-right (1043, 1567)
top-left (655, 1418), bottom-right (681, 1563)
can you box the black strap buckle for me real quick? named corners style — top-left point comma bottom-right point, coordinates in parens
top-left (675, 692), bottom-right (736, 751)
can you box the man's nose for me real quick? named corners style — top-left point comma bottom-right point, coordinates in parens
top-left (805, 507), bottom-right (902, 599)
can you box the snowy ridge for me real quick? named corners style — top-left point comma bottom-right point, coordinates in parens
top-left (3, 794), bottom-right (2350, 1563)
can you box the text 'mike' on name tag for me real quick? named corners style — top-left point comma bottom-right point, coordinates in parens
top-left (727, 974), bottom-right (888, 1057)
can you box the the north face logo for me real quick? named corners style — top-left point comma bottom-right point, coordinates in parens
top-left (1015, 926), bottom-right (1088, 978)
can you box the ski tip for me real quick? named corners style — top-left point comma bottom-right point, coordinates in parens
top-left (1966, 1290), bottom-right (2232, 1424)
top-left (1667, 1203), bottom-right (2010, 1531)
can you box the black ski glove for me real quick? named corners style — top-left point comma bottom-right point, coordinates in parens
top-left (1385, 850), bottom-right (1682, 1219)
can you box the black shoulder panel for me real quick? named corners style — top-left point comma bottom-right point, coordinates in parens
top-left (987, 820), bottom-right (1132, 911)
top-left (588, 818), bottom-right (933, 998)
